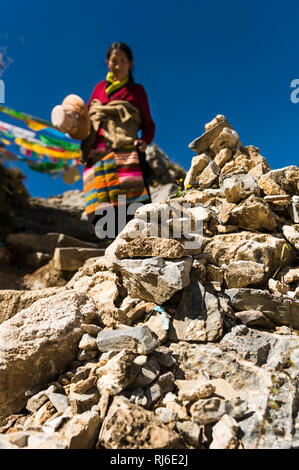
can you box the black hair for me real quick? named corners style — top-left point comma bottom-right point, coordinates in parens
top-left (106, 42), bottom-right (134, 80)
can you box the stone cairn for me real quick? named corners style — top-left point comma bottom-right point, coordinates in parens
top-left (0, 114), bottom-right (298, 449)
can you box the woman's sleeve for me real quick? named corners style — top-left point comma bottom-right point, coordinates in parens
top-left (137, 85), bottom-right (156, 145)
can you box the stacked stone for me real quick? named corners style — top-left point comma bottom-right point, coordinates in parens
top-left (0, 115), bottom-right (298, 450)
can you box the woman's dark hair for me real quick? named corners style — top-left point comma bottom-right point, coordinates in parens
top-left (106, 42), bottom-right (134, 80)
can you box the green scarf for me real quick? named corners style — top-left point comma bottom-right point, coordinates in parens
top-left (105, 71), bottom-right (129, 96)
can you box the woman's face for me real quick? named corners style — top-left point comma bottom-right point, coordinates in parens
top-left (107, 49), bottom-right (133, 81)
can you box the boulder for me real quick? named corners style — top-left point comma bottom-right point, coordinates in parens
top-left (0, 290), bottom-right (97, 417)
top-left (0, 287), bottom-right (66, 325)
top-left (112, 256), bottom-right (193, 304)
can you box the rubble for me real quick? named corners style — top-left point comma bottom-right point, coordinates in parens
top-left (0, 114), bottom-right (298, 449)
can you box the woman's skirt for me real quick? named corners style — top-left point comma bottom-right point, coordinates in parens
top-left (83, 145), bottom-right (152, 238)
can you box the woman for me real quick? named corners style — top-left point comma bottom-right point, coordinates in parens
top-left (81, 42), bottom-right (155, 239)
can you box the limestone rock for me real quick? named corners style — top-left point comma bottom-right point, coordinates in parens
top-left (258, 175), bottom-right (286, 196)
top-left (176, 421), bottom-right (201, 447)
top-left (112, 256), bottom-right (193, 304)
top-left (268, 278), bottom-right (289, 296)
top-left (48, 392), bottom-right (70, 412)
top-left (169, 279), bottom-right (224, 342)
top-left (184, 153), bottom-right (209, 187)
top-left (96, 325), bottom-right (157, 355)
top-left (214, 148), bottom-right (233, 168)
top-left (190, 397), bottom-right (228, 424)
top-left (282, 224), bottom-right (299, 250)
top-left (79, 334), bottom-right (97, 350)
top-left (210, 127), bottom-right (239, 155)
top-left (188, 119), bottom-right (233, 155)
top-left (68, 270), bottom-right (125, 327)
top-left (132, 357), bottom-right (160, 388)
top-left (98, 396), bottom-right (184, 449)
top-left (176, 380), bottom-right (215, 402)
top-left (0, 287), bottom-right (66, 325)
top-left (114, 237), bottom-right (187, 259)
top-left (0, 290), bottom-right (97, 417)
top-left (225, 288), bottom-right (299, 329)
top-left (54, 247), bottom-right (105, 271)
top-left (280, 267), bottom-right (299, 285)
top-left (235, 310), bottom-right (275, 328)
top-left (231, 194), bottom-right (278, 231)
top-left (261, 166), bottom-right (298, 195)
top-left (224, 261), bottom-right (265, 288)
top-left (210, 414), bottom-right (239, 449)
top-left (59, 410), bottom-right (101, 449)
top-left (197, 161), bottom-right (220, 190)
top-left (205, 114), bottom-right (227, 131)
top-left (220, 325), bottom-right (299, 370)
top-left (143, 311), bottom-right (169, 343)
top-left (288, 196), bottom-right (299, 223)
top-left (25, 385), bottom-right (55, 413)
top-left (96, 350), bottom-right (139, 395)
top-left (223, 174), bottom-right (260, 203)
top-left (204, 232), bottom-right (294, 275)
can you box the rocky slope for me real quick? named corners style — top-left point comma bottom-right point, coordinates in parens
top-left (0, 117), bottom-right (298, 449)
top-left (0, 144), bottom-right (185, 291)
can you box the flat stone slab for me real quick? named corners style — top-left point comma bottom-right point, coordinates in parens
top-left (54, 247), bottom-right (105, 271)
top-left (96, 325), bottom-right (158, 355)
top-left (188, 120), bottom-right (232, 154)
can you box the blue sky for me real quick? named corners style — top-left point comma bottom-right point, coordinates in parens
top-left (0, 0), bottom-right (298, 198)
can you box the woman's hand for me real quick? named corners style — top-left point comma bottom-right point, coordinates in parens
top-left (134, 139), bottom-right (147, 152)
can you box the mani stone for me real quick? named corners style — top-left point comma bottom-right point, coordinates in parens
top-left (96, 325), bottom-right (158, 355)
